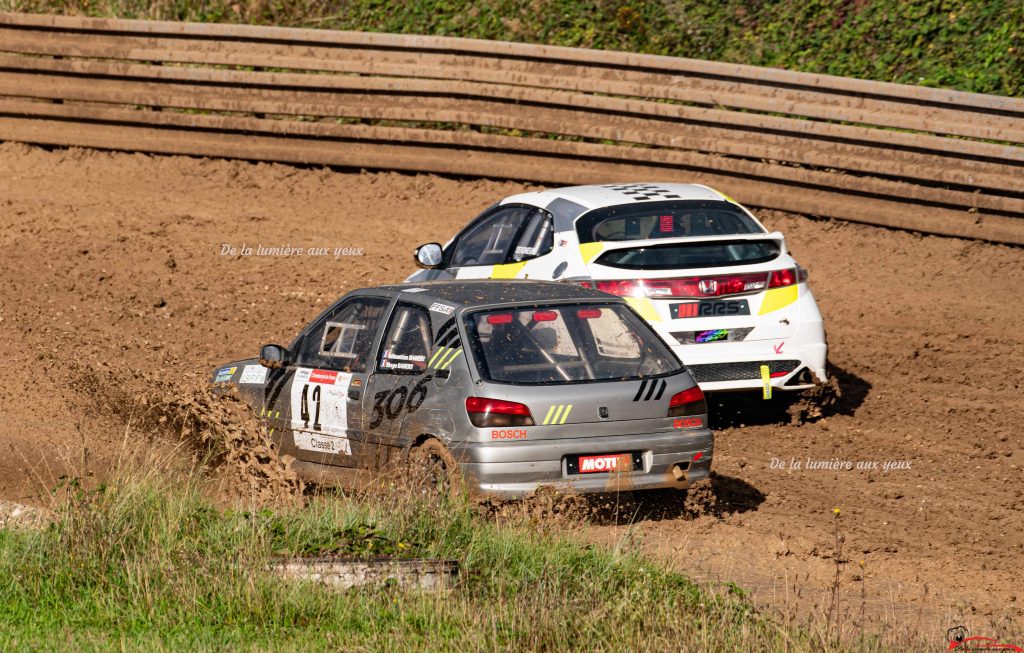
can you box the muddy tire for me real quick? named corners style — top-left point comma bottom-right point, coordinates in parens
top-left (408, 439), bottom-right (461, 497)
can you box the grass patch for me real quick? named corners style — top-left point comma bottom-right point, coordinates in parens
top-left (0, 459), bottom-right (816, 652)
top-left (2, 0), bottom-right (1020, 97)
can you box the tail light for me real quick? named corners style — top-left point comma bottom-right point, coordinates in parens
top-left (594, 273), bottom-right (767, 299)
top-left (587, 267), bottom-right (808, 299)
top-left (466, 397), bottom-right (535, 427)
top-left (769, 267), bottom-right (808, 288)
top-left (668, 386), bottom-right (707, 417)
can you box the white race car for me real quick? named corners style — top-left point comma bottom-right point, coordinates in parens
top-left (407, 183), bottom-right (827, 395)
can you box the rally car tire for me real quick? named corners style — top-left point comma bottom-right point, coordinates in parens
top-left (408, 438), bottom-right (461, 498)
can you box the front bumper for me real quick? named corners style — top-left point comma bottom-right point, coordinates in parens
top-left (451, 429), bottom-right (713, 498)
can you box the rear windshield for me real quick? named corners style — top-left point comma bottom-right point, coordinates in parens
top-left (576, 200), bottom-right (762, 243)
top-left (464, 303), bottom-right (681, 385)
top-left (596, 239), bottom-right (780, 270)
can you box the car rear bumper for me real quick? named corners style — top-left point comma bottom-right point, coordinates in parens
top-left (669, 312), bottom-right (827, 393)
top-left (450, 429), bottom-right (713, 498)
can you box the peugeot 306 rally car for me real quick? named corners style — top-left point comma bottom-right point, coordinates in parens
top-left (211, 280), bottom-right (713, 497)
top-left (407, 183), bottom-right (827, 396)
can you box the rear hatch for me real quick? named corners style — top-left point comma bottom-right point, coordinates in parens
top-left (581, 233), bottom-right (803, 343)
top-left (462, 302), bottom-right (707, 439)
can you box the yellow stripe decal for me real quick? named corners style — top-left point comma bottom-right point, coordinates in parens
top-left (579, 242), bottom-right (605, 264)
top-left (559, 405), bottom-right (572, 424)
top-left (490, 260), bottom-right (528, 279)
top-left (760, 365), bottom-right (772, 400)
top-left (439, 348), bottom-right (462, 369)
top-left (758, 285), bottom-right (798, 315)
top-left (427, 347), bottom-right (447, 368)
top-left (624, 297), bottom-right (661, 322)
top-left (551, 405), bottom-right (564, 424)
top-left (543, 405), bottom-right (557, 425)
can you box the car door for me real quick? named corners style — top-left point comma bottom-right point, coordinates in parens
top-left (364, 302), bottom-right (435, 447)
top-left (273, 295), bottom-right (391, 468)
top-left (445, 205), bottom-right (555, 279)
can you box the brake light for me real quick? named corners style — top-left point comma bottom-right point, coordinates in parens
top-left (466, 397), bottom-right (535, 427)
top-left (768, 267), bottom-right (808, 288)
top-left (531, 310), bottom-right (558, 322)
top-left (487, 313), bottom-right (513, 325)
top-left (668, 386), bottom-right (707, 417)
top-left (595, 273), bottom-right (768, 299)
top-left (576, 308), bottom-right (602, 319)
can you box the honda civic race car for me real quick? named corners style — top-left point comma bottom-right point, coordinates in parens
top-left (407, 183), bottom-right (827, 396)
top-left (211, 280), bottom-right (713, 497)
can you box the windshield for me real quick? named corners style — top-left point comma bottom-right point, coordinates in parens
top-left (576, 200), bottom-right (763, 243)
top-left (464, 303), bottom-right (681, 385)
top-left (596, 239), bottom-right (781, 270)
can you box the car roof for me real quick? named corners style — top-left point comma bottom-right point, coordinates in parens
top-left (499, 183), bottom-right (727, 211)
top-left (375, 280), bottom-right (619, 309)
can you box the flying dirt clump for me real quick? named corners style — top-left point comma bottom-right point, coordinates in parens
top-left (71, 365), bottom-right (303, 505)
top-left (787, 374), bottom-right (842, 424)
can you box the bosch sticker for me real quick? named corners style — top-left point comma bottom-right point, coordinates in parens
top-left (491, 429), bottom-right (527, 440)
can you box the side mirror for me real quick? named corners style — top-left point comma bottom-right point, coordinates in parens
top-left (414, 243), bottom-right (443, 269)
top-left (259, 343), bottom-right (289, 369)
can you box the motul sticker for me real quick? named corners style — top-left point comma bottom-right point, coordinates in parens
top-left (579, 454), bottom-right (625, 473)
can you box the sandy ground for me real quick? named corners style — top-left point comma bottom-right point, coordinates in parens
top-left (1, 142), bottom-right (1021, 639)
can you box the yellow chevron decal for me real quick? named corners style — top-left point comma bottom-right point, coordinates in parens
top-left (438, 348), bottom-right (462, 369)
top-left (758, 285), bottom-right (798, 315)
top-left (491, 261), bottom-right (528, 279)
top-left (542, 404), bottom-right (573, 425)
top-left (427, 347), bottom-right (448, 368)
top-left (558, 404), bottom-right (572, 424)
top-left (543, 405), bottom-right (557, 425)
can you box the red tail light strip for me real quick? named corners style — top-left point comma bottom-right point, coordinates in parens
top-left (589, 268), bottom-right (807, 299)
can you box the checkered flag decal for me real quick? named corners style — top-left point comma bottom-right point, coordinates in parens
top-left (603, 183), bottom-right (682, 201)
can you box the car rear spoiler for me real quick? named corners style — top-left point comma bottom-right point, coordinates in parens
top-left (583, 231), bottom-right (788, 257)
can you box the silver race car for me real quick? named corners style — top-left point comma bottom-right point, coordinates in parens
top-left (211, 281), bottom-right (712, 497)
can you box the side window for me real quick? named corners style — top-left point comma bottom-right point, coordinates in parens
top-left (449, 206), bottom-right (531, 267)
top-left (297, 296), bottom-right (390, 371)
top-left (511, 210), bottom-right (554, 262)
top-left (376, 304), bottom-right (433, 374)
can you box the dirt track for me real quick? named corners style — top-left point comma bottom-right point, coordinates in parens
top-left (1, 143), bottom-right (1021, 634)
